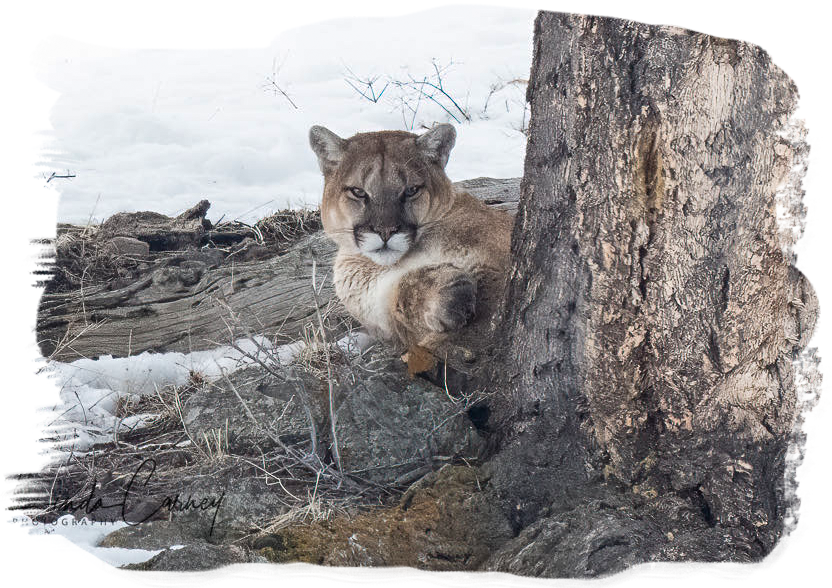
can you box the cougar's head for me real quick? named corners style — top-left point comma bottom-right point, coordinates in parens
top-left (309, 124), bottom-right (457, 266)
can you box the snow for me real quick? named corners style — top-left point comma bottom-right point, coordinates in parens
top-left (336, 330), bottom-right (374, 356)
top-left (17, 515), bottom-right (162, 567)
top-left (45, 330), bottom-right (370, 452)
top-left (31, 6), bottom-right (534, 565)
top-left (34, 6), bottom-right (535, 224)
top-left (45, 335), bottom-right (303, 451)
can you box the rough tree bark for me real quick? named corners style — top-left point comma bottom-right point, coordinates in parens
top-left (483, 11), bottom-right (818, 574)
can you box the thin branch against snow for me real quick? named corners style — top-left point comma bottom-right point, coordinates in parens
top-left (45, 171), bottom-right (76, 183)
top-left (263, 54), bottom-right (299, 109)
top-left (343, 64), bottom-right (389, 104)
top-left (343, 58), bottom-right (484, 130)
top-left (392, 59), bottom-right (471, 126)
top-left (421, 58), bottom-right (472, 122)
top-left (480, 76), bottom-right (530, 134)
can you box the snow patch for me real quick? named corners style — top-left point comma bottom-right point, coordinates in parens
top-left (44, 331), bottom-right (371, 452)
top-left (17, 515), bottom-right (162, 567)
top-left (45, 336), bottom-right (303, 451)
top-left (35, 6), bottom-right (535, 224)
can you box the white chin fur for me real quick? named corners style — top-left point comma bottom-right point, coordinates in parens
top-left (365, 248), bottom-right (406, 266)
top-left (358, 232), bottom-right (411, 266)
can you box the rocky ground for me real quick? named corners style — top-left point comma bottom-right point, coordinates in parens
top-left (27, 327), bottom-right (493, 570)
top-left (22, 178), bottom-right (523, 571)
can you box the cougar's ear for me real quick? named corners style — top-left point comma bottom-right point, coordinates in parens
top-left (309, 125), bottom-right (345, 175)
top-left (416, 123), bottom-right (456, 168)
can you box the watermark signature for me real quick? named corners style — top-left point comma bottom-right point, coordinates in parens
top-left (50, 457), bottom-right (225, 536)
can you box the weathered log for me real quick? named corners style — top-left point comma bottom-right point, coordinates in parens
top-left (98, 199), bottom-right (212, 251)
top-left (37, 178), bottom-right (519, 362)
top-left (38, 231), bottom-right (341, 362)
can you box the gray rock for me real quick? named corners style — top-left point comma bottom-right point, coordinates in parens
top-left (123, 542), bottom-right (265, 571)
top-left (182, 476), bottom-right (291, 542)
top-left (91, 346), bottom-right (487, 561)
top-left (182, 365), bottom-right (315, 451)
top-left (98, 520), bottom-right (207, 550)
top-left (184, 351), bottom-right (485, 486)
top-left (332, 349), bottom-right (485, 483)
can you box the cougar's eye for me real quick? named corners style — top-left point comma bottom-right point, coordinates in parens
top-left (347, 187), bottom-right (368, 200)
top-left (403, 185), bottom-right (423, 199)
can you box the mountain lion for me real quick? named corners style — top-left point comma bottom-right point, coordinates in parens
top-left (309, 123), bottom-right (513, 359)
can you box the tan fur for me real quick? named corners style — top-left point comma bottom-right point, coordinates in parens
top-left (309, 124), bottom-right (513, 352)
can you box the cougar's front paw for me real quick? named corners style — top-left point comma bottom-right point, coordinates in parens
top-left (424, 275), bottom-right (477, 333)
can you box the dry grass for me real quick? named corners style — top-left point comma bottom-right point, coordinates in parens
top-left (39, 223), bottom-right (150, 294)
top-left (38, 208), bottom-right (322, 296)
top-left (23, 356), bottom-right (392, 528)
top-left (27, 206), bottom-right (395, 533)
top-left (253, 208), bottom-right (321, 245)
top-left (24, 376), bottom-right (213, 522)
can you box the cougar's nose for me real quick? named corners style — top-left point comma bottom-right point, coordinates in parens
top-left (373, 225), bottom-right (399, 242)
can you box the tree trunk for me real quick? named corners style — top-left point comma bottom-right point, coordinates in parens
top-left (483, 11), bottom-right (818, 575)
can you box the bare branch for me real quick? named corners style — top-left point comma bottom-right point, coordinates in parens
top-left (263, 55), bottom-right (299, 109)
top-left (45, 171), bottom-right (76, 183)
top-left (343, 64), bottom-right (389, 104)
